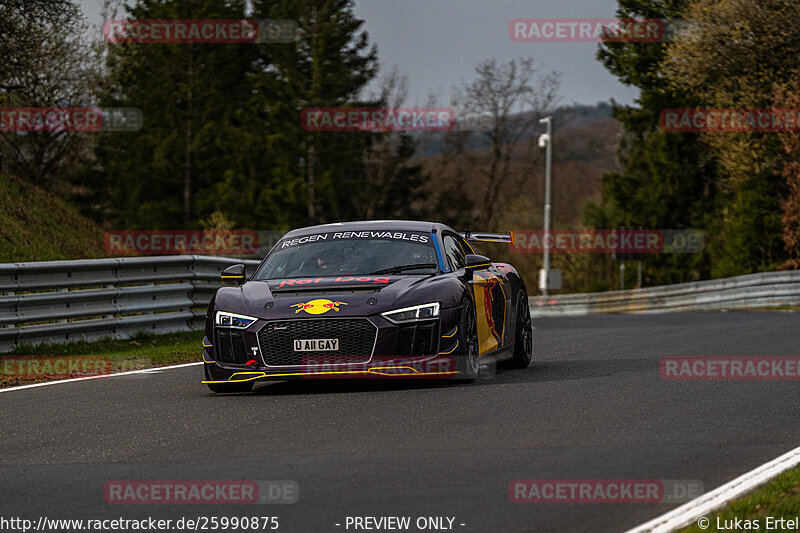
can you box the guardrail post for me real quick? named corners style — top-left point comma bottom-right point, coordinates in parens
top-left (56, 288), bottom-right (68, 323)
top-left (637, 260), bottom-right (643, 289)
top-left (0, 264), bottom-right (19, 331)
top-left (103, 283), bottom-right (115, 320)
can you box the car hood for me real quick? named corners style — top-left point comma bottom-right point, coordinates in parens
top-left (213, 274), bottom-right (449, 320)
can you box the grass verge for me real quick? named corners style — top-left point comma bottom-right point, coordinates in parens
top-left (678, 465), bottom-right (800, 532)
top-left (1, 330), bottom-right (203, 388)
top-left (0, 173), bottom-right (106, 262)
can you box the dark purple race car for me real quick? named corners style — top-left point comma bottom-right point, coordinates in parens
top-left (202, 220), bottom-right (533, 392)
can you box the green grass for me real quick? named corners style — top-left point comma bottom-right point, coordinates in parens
top-left (679, 466), bottom-right (800, 532)
top-left (0, 173), bottom-right (106, 262)
top-left (1, 330), bottom-right (203, 387)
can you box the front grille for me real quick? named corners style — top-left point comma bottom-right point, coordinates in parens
top-left (257, 319), bottom-right (377, 366)
top-left (395, 321), bottom-right (439, 356)
top-left (215, 329), bottom-right (248, 364)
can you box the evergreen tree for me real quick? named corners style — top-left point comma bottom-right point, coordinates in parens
top-left (662, 0), bottom-right (798, 276)
top-left (86, 0), bottom-right (257, 229)
top-left (251, 0), bottom-right (379, 225)
top-left (587, 0), bottom-right (716, 284)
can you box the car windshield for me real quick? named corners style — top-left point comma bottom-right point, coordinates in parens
top-left (254, 231), bottom-right (439, 279)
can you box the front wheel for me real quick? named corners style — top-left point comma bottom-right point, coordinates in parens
top-left (453, 297), bottom-right (479, 382)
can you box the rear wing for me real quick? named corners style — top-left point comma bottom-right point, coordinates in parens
top-left (459, 231), bottom-right (516, 245)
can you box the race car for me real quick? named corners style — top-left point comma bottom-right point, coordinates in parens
top-left (202, 220), bottom-right (533, 392)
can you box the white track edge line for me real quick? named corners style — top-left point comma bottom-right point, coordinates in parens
top-left (624, 444), bottom-right (800, 532)
top-left (0, 361), bottom-right (203, 393)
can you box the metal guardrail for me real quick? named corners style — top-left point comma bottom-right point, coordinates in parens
top-left (0, 255), bottom-right (796, 352)
top-left (0, 255), bottom-right (260, 353)
top-left (530, 270), bottom-right (800, 316)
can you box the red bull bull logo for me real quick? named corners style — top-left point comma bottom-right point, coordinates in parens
top-left (291, 299), bottom-right (348, 315)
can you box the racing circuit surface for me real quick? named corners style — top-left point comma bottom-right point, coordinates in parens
top-left (1, 312), bottom-right (798, 533)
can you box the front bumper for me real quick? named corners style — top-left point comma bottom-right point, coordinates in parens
top-left (203, 354), bottom-right (459, 383)
top-left (202, 310), bottom-right (462, 384)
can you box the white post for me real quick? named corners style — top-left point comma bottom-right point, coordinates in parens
top-left (539, 116), bottom-right (553, 297)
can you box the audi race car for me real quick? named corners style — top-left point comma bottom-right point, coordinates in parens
top-left (202, 220), bottom-right (533, 392)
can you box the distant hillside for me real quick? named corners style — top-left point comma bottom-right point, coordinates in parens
top-left (551, 101), bottom-right (616, 130)
top-left (418, 102), bottom-right (622, 227)
top-left (0, 174), bottom-right (105, 262)
top-left (419, 101), bottom-right (616, 155)
top-left (413, 103), bottom-right (623, 294)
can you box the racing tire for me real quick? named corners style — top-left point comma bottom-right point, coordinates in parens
top-left (205, 364), bottom-right (255, 393)
top-left (503, 289), bottom-right (533, 369)
top-left (453, 297), bottom-right (479, 383)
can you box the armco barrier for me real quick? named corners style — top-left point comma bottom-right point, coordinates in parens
top-left (0, 257), bottom-right (797, 352)
top-left (0, 255), bottom-right (260, 353)
top-left (531, 270), bottom-right (800, 316)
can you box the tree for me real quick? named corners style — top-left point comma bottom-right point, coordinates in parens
top-left (355, 70), bottom-right (430, 220)
top-left (589, 0), bottom-right (716, 285)
top-left (774, 80), bottom-right (800, 270)
top-left (0, 0), bottom-right (96, 184)
top-left (444, 57), bottom-right (559, 230)
top-left (662, 0), bottom-right (800, 275)
top-left (251, 0), bottom-right (378, 225)
top-left (87, 0), bottom-right (257, 229)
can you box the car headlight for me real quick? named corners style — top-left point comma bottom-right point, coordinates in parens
top-left (381, 302), bottom-right (440, 323)
top-left (215, 311), bottom-right (258, 329)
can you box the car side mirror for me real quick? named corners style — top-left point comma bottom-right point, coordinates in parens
top-left (221, 264), bottom-right (246, 285)
top-left (464, 254), bottom-right (491, 274)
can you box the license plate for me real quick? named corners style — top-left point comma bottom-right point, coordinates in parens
top-left (293, 339), bottom-right (339, 351)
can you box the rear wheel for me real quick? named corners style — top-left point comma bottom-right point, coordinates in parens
top-left (205, 364), bottom-right (255, 393)
top-left (454, 298), bottom-right (479, 382)
top-left (504, 289), bottom-right (533, 369)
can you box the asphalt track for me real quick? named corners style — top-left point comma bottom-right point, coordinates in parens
top-left (1, 312), bottom-right (799, 533)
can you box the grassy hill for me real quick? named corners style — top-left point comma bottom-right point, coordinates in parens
top-left (0, 173), bottom-right (105, 262)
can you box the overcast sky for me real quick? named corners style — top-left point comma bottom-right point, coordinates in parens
top-left (79, 0), bottom-right (639, 108)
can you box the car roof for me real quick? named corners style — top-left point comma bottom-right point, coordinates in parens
top-left (281, 220), bottom-right (456, 239)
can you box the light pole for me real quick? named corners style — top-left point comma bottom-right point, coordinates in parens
top-left (538, 116), bottom-right (553, 296)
